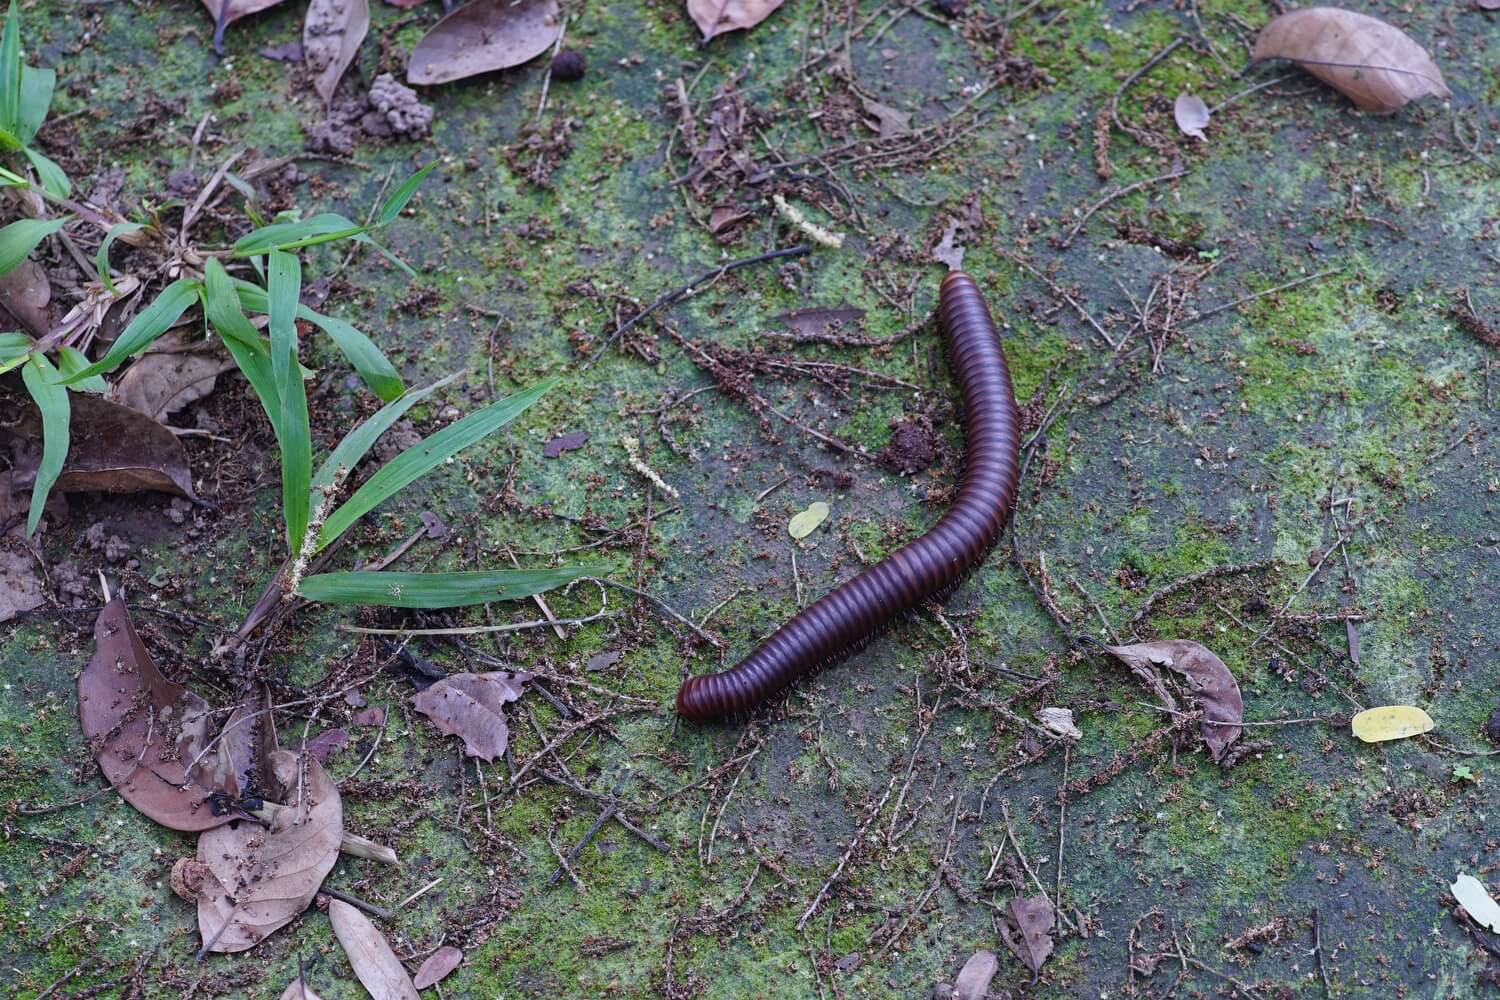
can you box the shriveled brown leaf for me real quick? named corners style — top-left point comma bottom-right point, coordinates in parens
top-left (1253, 7), bottom-right (1449, 113)
top-left (406, 0), bottom-right (561, 86)
top-left (411, 670), bottom-right (531, 761)
top-left (0, 540), bottom-right (44, 624)
top-left (1104, 639), bottom-right (1243, 760)
top-left (215, 684), bottom-right (287, 803)
top-left (953, 949), bottom-right (999, 1000)
top-left (304, 727), bottom-right (350, 763)
top-left (413, 945), bottom-right (464, 988)
top-left (276, 978), bottom-right (328, 1000)
top-left (0, 260), bottom-right (51, 336)
top-left (933, 220), bottom-right (965, 271)
top-left (687, 0), bottom-right (785, 41)
top-left (543, 430), bottom-right (588, 458)
top-left (305, 0), bottom-right (370, 104)
top-left (861, 97), bottom-right (911, 139)
top-left (108, 328), bottom-right (235, 422)
top-left (77, 597), bottom-right (232, 831)
top-left (7, 391), bottom-right (195, 499)
top-left (197, 750), bottom-right (343, 953)
top-left (1173, 93), bottom-right (1210, 140)
top-left (328, 898), bottom-right (420, 999)
top-left (998, 894), bottom-right (1054, 974)
top-left (200, 0), bottom-right (290, 48)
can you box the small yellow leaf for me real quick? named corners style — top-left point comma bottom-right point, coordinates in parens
top-left (1350, 705), bottom-right (1433, 743)
top-left (788, 501), bottom-right (829, 540)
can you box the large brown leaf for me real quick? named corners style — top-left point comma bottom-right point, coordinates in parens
top-left (8, 391), bottom-right (195, 499)
top-left (0, 260), bottom-right (51, 336)
top-left (406, 0), bottom-right (561, 86)
top-left (411, 670), bottom-right (531, 761)
top-left (1104, 640), bottom-right (1244, 761)
top-left (953, 950), bottom-right (998, 1000)
top-left (1253, 7), bottom-right (1449, 113)
top-left (413, 945), bottom-right (463, 988)
top-left (200, 0), bottom-right (290, 50)
top-left (107, 329), bottom-right (235, 423)
top-left (998, 895), bottom-right (1054, 974)
top-left (304, 0), bottom-right (370, 104)
top-left (328, 899), bottom-right (420, 999)
top-left (686, 0), bottom-right (785, 41)
top-left (276, 979), bottom-right (328, 1000)
top-left (77, 597), bottom-right (232, 831)
top-left (197, 750), bottom-right (343, 953)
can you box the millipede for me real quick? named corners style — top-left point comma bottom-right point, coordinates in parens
top-left (676, 270), bottom-right (1022, 722)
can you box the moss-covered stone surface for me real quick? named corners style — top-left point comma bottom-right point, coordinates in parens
top-left (3, 0), bottom-right (1499, 996)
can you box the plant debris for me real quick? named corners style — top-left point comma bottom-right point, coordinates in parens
top-left (952, 949), bottom-right (998, 999)
top-left (998, 894), bottom-right (1054, 974)
top-left (304, 0), bottom-right (370, 104)
top-left (328, 898), bottom-right (420, 999)
top-left (1102, 640), bottom-right (1244, 760)
top-left (412, 670), bottom-right (532, 760)
top-left (687, 0), bottom-right (784, 41)
top-left (413, 945), bottom-right (464, 988)
top-left (788, 500), bottom-right (829, 539)
top-left (543, 429), bottom-right (589, 457)
top-left (1173, 93), bottom-right (1210, 140)
top-left (407, 0), bottom-right (562, 86)
top-left (1351, 705), bottom-right (1434, 742)
top-left (1452, 874), bottom-right (1500, 933)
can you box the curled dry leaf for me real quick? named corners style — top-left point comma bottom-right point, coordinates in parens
top-left (1173, 93), bottom-right (1210, 140)
top-left (413, 945), bottom-right (464, 988)
top-left (1252, 7), bottom-right (1450, 113)
top-left (1104, 640), bottom-right (1243, 761)
top-left (412, 671), bottom-right (532, 761)
top-left (1035, 706), bottom-right (1082, 741)
top-left (277, 979), bottom-right (328, 1000)
top-left (304, 0), bottom-right (370, 104)
top-left (170, 857), bottom-right (212, 901)
top-left (998, 894), bottom-right (1054, 974)
top-left (952, 949), bottom-right (999, 1000)
top-left (1451, 874), bottom-right (1500, 933)
top-left (7, 391), bottom-right (195, 499)
top-left (77, 597), bottom-right (232, 831)
top-left (407, 0), bottom-right (561, 86)
top-left (200, 0), bottom-right (290, 50)
top-left (216, 684), bottom-right (287, 803)
top-left (1350, 705), bottom-right (1433, 743)
top-left (328, 898), bottom-right (421, 1000)
top-left (687, 0), bottom-right (785, 41)
top-left (196, 750), bottom-right (343, 953)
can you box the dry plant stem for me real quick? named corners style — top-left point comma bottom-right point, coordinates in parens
top-left (999, 800), bottom-right (1078, 934)
top-left (872, 794), bottom-right (961, 958)
top-left (320, 886), bottom-right (394, 922)
top-left (796, 775), bottom-right (897, 931)
top-left (999, 250), bottom-right (1116, 347)
top-left (587, 577), bottom-right (723, 647)
top-left (1186, 269), bottom-right (1342, 324)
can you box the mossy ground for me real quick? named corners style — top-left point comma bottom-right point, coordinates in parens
top-left (4, 0), bottom-right (1500, 997)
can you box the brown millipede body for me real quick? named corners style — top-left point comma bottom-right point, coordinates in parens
top-left (676, 271), bottom-right (1022, 721)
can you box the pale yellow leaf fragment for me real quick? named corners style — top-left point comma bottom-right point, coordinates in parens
top-left (1350, 705), bottom-right (1433, 743)
top-left (1452, 874), bottom-right (1500, 933)
top-left (788, 501), bottom-right (830, 539)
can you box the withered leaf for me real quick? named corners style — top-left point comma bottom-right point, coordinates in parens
top-left (778, 306), bottom-right (866, 339)
top-left (304, 727), bottom-right (349, 764)
top-left (276, 978), bottom-right (328, 1000)
top-left (687, 0), bottom-right (785, 41)
top-left (411, 670), bottom-right (532, 761)
top-left (200, 0), bottom-right (291, 50)
top-left (77, 597), bottom-right (232, 831)
top-left (543, 430), bottom-right (588, 458)
top-left (998, 894), bottom-right (1054, 974)
top-left (7, 391), bottom-right (195, 500)
top-left (329, 899), bottom-right (421, 1000)
top-left (1253, 7), bottom-right (1450, 113)
top-left (933, 220), bottom-right (964, 271)
top-left (953, 949), bottom-right (998, 1000)
top-left (0, 260), bottom-right (51, 336)
top-left (0, 540), bottom-right (44, 624)
top-left (861, 97), bottom-right (911, 139)
top-left (351, 706), bottom-right (386, 728)
top-left (304, 0), bottom-right (370, 104)
top-left (1104, 640), bottom-right (1243, 761)
top-left (407, 0), bottom-right (561, 86)
top-left (197, 750), bottom-right (343, 953)
top-left (413, 945), bottom-right (464, 988)
top-left (1173, 93), bottom-right (1210, 140)
top-left (215, 684), bottom-right (286, 803)
top-left (108, 329), bottom-right (236, 422)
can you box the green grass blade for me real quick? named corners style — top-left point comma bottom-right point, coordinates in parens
top-left (22, 147), bottom-right (67, 197)
top-left (0, 215), bottom-right (64, 275)
top-left (62, 276), bottom-right (198, 383)
top-left (55, 345), bottom-right (105, 393)
top-left (299, 307), bottom-right (404, 401)
top-left (0, 5), bottom-right (19, 137)
top-left (296, 565), bottom-right (599, 609)
top-left (374, 162), bottom-right (435, 227)
top-left (0, 330), bottom-right (31, 363)
top-left (202, 259), bottom-right (268, 353)
top-left (93, 220), bottom-right (143, 293)
top-left (16, 64), bottom-right (53, 145)
top-left (316, 378), bottom-right (555, 552)
top-left (268, 249), bottom-right (310, 555)
top-left (311, 373), bottom-right (457, 499)
top-left (20, 352), bottom-right (68, 536)
top-left (267, 250), bottom-right (299, 392)
top-left (232, 212), bottom-right (365, 256)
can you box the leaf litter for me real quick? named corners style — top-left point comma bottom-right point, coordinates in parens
top-left (997, 894), bottom-right (1054, 974)
top-left (412, 670), bottom-right (532, 760)
top-left (1102, 640), bottom-right (1244, 761)
top-left (304, 0), bottom-right (369, 104)
top-left (413, 945), bottom-right (464, 988)
top-left (407, 0), bottom-right (562, 86)
top-left (329, 898), bottom-right (421, 999)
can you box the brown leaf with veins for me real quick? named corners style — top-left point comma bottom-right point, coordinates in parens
top-left (77, 597), bottom-right (232, 831)
top-left (411, 671), bottom-right (532, 761)
top-left (1103, 639), bottom-right (1244, 760)
top-left (413, 945), bottom-right (464, 988)
top-left (196, 750), bottom-right (343, 953)
top-left (6, 391), bottom-right (195, 499)
top-left (329, 899), bottom-right (420, 999)
top-left (304, 0), bottom-right (370, 104)
top-left (1253, 7), bottom-right (1449, 113)
top-left (998, 894), bottom-right (1054, 974)
top-left (686, 0), bottom-right (785, 41)
top-left (276, 978), bottom-right (327, 1000)
top-left (108, 328), bottom-right (235, 423)
top-left (200, 0), bottom-right (290, 51)
top-left (406, 0), bottom-right (561, 86)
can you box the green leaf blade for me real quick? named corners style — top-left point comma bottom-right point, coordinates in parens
top-left (20, 352), bottom-right (69, 535)
top-left (0, 215), bottom-right (64, 275)
top-left (0, 5), bottom-right (20, 137)
top-left (300, 307), bottom-right (404, 401)
top-left (375, 162), bottom-right (435, 227)
top-left (268, 249), bottom-right (310, 555)
top-left (16, 63), bottom-right (53, 145)
top-left (94, 221), bottom-right (144, 293)
top-left (232, 212), bottom-right (365, 256)
top-left (55, 345), bottom-right (106, 393)
top-left (311, 373), bottom-right (457, 499)
top-left (297, 566), bottom-right (599, 609)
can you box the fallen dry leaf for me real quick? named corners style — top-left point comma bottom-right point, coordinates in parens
top-left (933, 220), bottom-right (965, 271)
top-left (953, 949), bottom-right (998, 1000)
top-left (1036, 707), bottom-right (1082, 741)
top-left (0, 260), bottom-right (51, 336)
top-left (1173, 93), bottom-right (1210, 140)
top-left (196, 750), bottom-right (343, 953)
top-left (543, 430), bottom-right (588, 458)
top-left (861, 97), bottom-right (911, 139)
top-left (305, 0), bottom-right (370, 104)
top-left (304, 727), bottom-right (350, 763)
top-left (1253, 7), bottom-right (1449, 113)
top-left (276, 978), bottom-right (328, 1000)
top-left (413, 945), bottom-right (464, 988)
top-left (1351, 705), bottom-right (1433, 743)
top-left (329, 898), bottom-right (420, 999)
top-left (412, 671), bottom-right (532, 761)
top-left (216, 684), bottom-right (286, 803)
top-left (200, 0), bottom-right (290, 50)
top-left (998, 894), bottom-right (1054, 974)
top-left (1104, 640), bottom-right (1243, 761)
top-left (0, 541), bottom-right (44, 624)
top-left (1452, 873), bottom-right (1500, 933)
top-left (77, 597), bottom-right (232, 831)
top-left (778, 306), bottom-right (866, 339)
top-left (6, 391), bottom-right (195, 500)
top-left (687, 0), bottom-right (785, 41)
top-left (108, 325), bottom-right (235, 423)
top-left (406, 0), bottom-right (561, 86)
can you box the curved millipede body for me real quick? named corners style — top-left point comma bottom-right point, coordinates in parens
top-left (676, 271), bottom-right (1022, 721)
